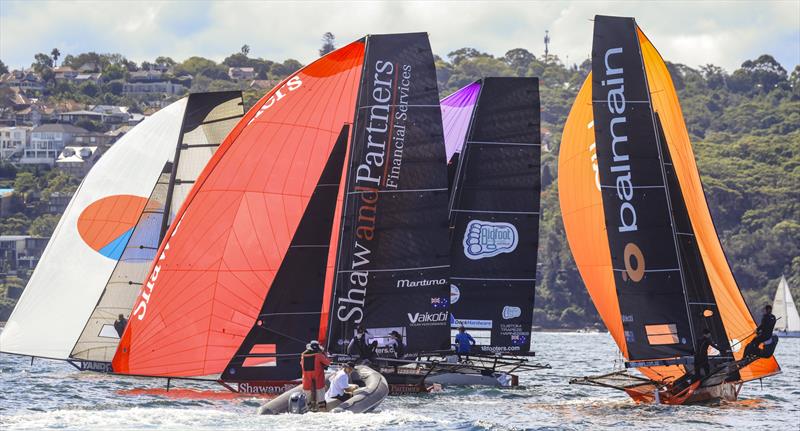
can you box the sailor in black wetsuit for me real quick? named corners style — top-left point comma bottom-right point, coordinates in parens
top-left (745, 305), bottom-right (777, 357)
top-left (114, 314), bottom-right (128, 337)
top-left (347, 325), bottom-right (377, 364)
top-left (694, 328), bottom-right (724, 381)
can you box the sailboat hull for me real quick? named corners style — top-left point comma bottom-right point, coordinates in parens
top-left (625, 380), bottom-right (740, 405)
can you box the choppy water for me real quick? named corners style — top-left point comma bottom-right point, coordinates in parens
top-left (1, 332), bottom-right (798, 430)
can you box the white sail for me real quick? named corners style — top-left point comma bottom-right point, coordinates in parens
top-left (0, 99), bottom-right (187, 359)
top-left (773, 276), bottom-right (800, 332)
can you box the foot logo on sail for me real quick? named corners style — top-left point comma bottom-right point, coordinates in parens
top-left (463, 220), bottom-right (518, 260)
top-left (502, 306), bottom-right (522, 320)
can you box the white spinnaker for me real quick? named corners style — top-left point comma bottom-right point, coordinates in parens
top-left (0, 98), bottom-right (187, 359)
top-left (773, 276), bottom-right (800, 332)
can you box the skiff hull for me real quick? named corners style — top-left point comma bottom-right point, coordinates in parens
top-left (625, 380), bottom-right (740, 405)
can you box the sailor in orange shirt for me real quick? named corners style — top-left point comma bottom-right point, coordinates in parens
top-left (301, 340), bottom-right (330, 410)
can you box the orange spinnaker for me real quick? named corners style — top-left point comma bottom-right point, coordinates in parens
top-left (113, 41), bottom-right (366, 377)
top-left (637, 28), bottom-right (779, 381)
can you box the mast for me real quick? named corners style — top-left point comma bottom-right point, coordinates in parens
top-left (158, 117), bottom-right (186, 242)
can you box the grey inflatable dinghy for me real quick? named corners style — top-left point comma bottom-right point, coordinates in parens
top-left (258, 365), bottom-right (388, 414)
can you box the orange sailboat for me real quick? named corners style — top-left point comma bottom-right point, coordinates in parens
top-left (559, 15), bottom-right (780, 404)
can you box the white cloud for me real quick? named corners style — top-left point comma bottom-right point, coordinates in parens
top-left (1, 0), bottom-right (797, 72)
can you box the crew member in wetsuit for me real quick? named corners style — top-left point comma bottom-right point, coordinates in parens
top-left (387, 330), bottom-right (405, 359)
top-left (347, 325), bottom-right (376, 364)
top-left (454, 326), bottom-right (475, 361)
top-left (694, 328), bottom-right (724, 381)
top-left (114, 314), bottom-right (128, 337)
top-left (745, 304), bottom-right (777, 357)
top-left (301, 340), bottom-right (330, 410)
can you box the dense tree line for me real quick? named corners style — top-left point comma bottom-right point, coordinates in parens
top-left (1, 41), bottom-right (797, 328)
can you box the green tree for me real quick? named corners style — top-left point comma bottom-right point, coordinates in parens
top-left (241, 44), bottom-right (251, 56)
top-left (0, 213), bottom-right (31, 235)
top-left (504, 48), bottom-right (535, 76)
top-left (51, 48), bottom-right (61, 66)
top-left (32, 53), bottom-right (53, 74)
top-left (319, 32), bottom-right (336, 56)
top-left (0, 59), bottom-right (8, 74)
top-left (29, 214), bottom-right (60, 237)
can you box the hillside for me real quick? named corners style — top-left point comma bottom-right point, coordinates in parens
top-left (1, 46), bottom-right (798, 328)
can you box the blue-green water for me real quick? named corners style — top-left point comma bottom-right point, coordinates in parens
top-left (1, 332), bottom-right (798, 430)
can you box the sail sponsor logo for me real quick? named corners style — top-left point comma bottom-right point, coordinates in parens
top-left (587, 121), bottom-right (601, 191)
top-left (396, 278), bottom-right (447, 288)
top-left (480, 345), bottom-right (521, 353)
top-left (386, 64), bottom-right (413, 189)
top-left (337, 59), bottom-right (395, 325)
top-left (238, 382), bottom-right (297, 395)
top-left (463, 220), bottom-right (518, 260)
top-left (77, 194), bottom-right (151, 260)
top-left (407, 311), bottom-right (449, 326)
top-left (133, 217), bottom-right (183, 320)
top-left (79, 360), bottom-right (113, 372)
top-left (502, 306), bottom-right (522, 320)
top-left (431, 296), bottom-right (449, 308)
top-left (452, 318), bottom-right (493, 329)
top-left (450, 284), bottom-right (461, 304)
top-left (602, 47), bottom-right (645, 284)
top-left (247, 76), bottom-right (302, 125)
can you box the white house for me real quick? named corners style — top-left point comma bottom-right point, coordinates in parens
top-left (122, 81), bottom-right (187, 95)
top-left (228, 67), bottom-right (256, 80)
top-left (20, 124), bottom-right (88, 166)
top-left (56, 145), bottom-right (102, 177)
top-left (0, 126), bottom-right (30, 160)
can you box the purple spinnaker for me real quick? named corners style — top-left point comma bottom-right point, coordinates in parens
top-left (441, 81), bottom-right (480, 162)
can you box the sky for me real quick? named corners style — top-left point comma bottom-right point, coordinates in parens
top-left (1, 0), bottom-right (798, 72)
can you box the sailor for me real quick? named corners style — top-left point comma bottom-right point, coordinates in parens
top-left (745, 304), bottom-right (777, 357)
top-left (387, 330), bottom-right (405, 359)
top-left (693, 328), bottom-right (724, 381)
top-left (454, 326), bottom-right (475, 361)
top-left (325, 361), bottom-right (357, 404)
top-left (114, 314), bottom-right (128, 337)
top-left (348, 325), bottom-right (376, 364)
top-left (301, 340), bottom-right (330, 409)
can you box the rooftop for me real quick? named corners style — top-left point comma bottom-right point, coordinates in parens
top-left (31, 123), bottom-right (89, 134)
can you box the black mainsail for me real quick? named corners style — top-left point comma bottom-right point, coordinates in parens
top-left (447, 77), bottom-right (541, 354)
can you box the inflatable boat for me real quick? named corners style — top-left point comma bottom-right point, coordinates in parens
top-left (258, 365), bottom-right (388, 414)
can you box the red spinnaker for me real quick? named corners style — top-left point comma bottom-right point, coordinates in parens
top-left (113, 41), bottom-right (366, 377)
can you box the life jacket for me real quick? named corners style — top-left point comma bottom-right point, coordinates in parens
top-left (301, 349), bottom-right (329, 390)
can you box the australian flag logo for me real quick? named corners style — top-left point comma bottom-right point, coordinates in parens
top-left (431, 297), bottom-right (449, 308)
top-left (511, 334), bottom-right (527, 345)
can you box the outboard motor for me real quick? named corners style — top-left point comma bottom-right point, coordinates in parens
top-left (288, 392), bottom-right (308, 414)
